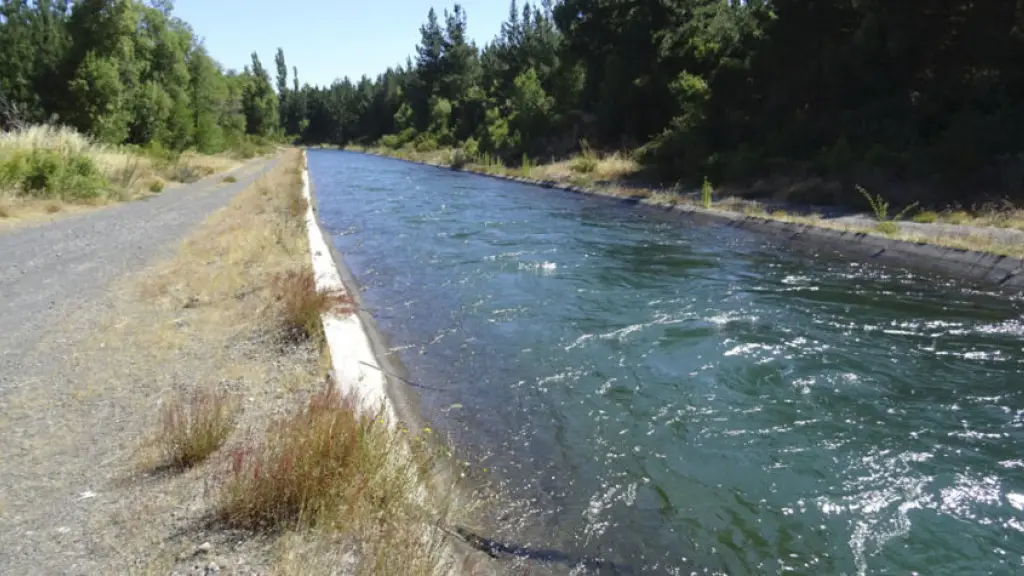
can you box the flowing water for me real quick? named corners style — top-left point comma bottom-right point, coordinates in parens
top-left (308, 150), bottom-right (1024, 575)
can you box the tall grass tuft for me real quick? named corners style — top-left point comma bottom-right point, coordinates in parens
top-left (271, 269), bottom-right (354, 343)
top-left (158, 388), bottom-right (237, 470)
top-left (701, 176), bottom-right (714, 209)
top-left (570, 139), bottom-right (599, 174)
top-left (520, 153), bottom-right (533, 178)
top-left (218, 385), bottom-right (416, 531)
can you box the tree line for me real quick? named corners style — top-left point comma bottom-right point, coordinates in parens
top-left (4, 1), bottom-right (1023, 203)
top-left (0, 0), bottom-right (279, 154)
top-left (281, 0), bottom-right (1024, 203)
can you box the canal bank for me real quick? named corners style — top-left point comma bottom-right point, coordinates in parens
top-left (352, 148), bottom-right (1024, 291)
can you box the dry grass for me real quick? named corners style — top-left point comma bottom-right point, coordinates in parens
top-left (525, 151), bottom-right (641, 184)
top-left (0, 125), bottom-right (242, 224)
top-left (271, 269), bottom-right (354, 343)
top-left (220, 385), bottom-right (414, 531)
top-left (119, 148), bottom-right (470, 573)
top-left (157, 388), bottom-right (237, 470)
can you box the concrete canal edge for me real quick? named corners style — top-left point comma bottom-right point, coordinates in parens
top-left (300, 150), bottom-right (394, 418)
top-left (299, 150), bottom-right (500, 574)
top-left (352, 150), bottom-right (1024, 292)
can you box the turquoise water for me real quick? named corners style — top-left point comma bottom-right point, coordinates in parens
top-left (309, 150), bottom-right (1024, 575)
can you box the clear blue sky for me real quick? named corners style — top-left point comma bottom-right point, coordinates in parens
top-left (174, 0), bottom-right (511, 89)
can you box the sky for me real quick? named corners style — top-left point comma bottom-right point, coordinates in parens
top-left (174, 0), bottom-right (511, 89)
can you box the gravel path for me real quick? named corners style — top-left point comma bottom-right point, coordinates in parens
top-left (0, 159), bottom-right (274, 365)
top-left (0, 157), bottom-right (276, 574)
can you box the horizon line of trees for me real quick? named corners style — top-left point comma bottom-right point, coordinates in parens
top-left (5, 0), bottom-right (1024, 203)
top-left (277, 0), bottom-right (1024, 204)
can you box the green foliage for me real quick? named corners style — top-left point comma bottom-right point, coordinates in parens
top-left (0, 148), bottom-right (107, 200)
top-left (912, 211), bottom-right (939, 224)
top-left (875, 222), bottom-right (900, 236)
top-left (570, 139), bottom-right (598, 174)
top-left (0, 1), bottom-right (281, 155)
top-left (858, 186), bottom-right (919, 222)
top-left (520, 153), bottom-right (533, 178)
top-left (414, 135), bottom-right (439, 152)
top-left (701, 177), bottom-right (714, 209)
top-left (461, 137), bottom-right (479, 160)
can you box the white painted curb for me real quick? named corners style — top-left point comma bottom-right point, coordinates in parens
top-left (300, 151), bottom-right (396, 423)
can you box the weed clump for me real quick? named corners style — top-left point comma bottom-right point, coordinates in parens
top-left (271, 269), bottom-right (354, 343)
top-left (222, 175), bottom-right (238, 183)
top-left (570, 141), bottom-right (599, 174)
top-left (158, 388), bottom-right (237, 470)
top-left (858, 185), bottom-right (918, 222)
top-left (218, 386), bottom-right (411, 531)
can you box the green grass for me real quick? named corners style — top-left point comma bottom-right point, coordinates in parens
top-left (701, 177), bottom-right (714, 209)
top-left (221, 175), bottom-right (238, 184)
top-left (875, 221), bottom-right (900, 235)
top-left (912, 210), bottom-right (938, 223)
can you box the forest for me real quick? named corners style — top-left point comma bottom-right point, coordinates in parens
top-left (4, 0), bottom-right (1024, 205)
top-left (282, 0), bottom-right (1024, 205)
top-left (0, 0), bottom-right (280, 155)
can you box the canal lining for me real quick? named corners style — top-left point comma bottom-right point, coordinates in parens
top-left (352, 150), bottom-right (1024, 292)
top-left (300, 150), bottom-right (506, 574)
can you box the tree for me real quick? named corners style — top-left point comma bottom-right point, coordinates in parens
top-left (242, 52), bottom-right (279, 137)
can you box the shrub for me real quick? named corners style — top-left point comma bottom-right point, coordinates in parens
top-left (447, 148), bottom-right (471, 169)
top-left (570, 140), bottom-right (599, 174)
top-left (271, 269), bottom-right (354, 343)
top-left (3, 148), bottom-right (107, 200)
top-left (414, 135), bottom-right (439, 153)
top-left (148, 179), bottom-right (165, 193)
top-left (461, 137), bottom-right (479, 161)
top-left (158, 388), bottom-right (237, 470)
top-left (912, 211), bottom-right (939, 223)
top-left (218, 385), bottom-right (413, 530)
top-left (222, 175), bottom-right (238, 183)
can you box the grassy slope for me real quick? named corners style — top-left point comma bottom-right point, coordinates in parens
top-left (350, 144), bottom-right (1024, 260)
top-left (0, 126), bottom-right (255, 227)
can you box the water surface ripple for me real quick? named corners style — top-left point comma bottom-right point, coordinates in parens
top-left (310, 150), bottom-right (1024, 575)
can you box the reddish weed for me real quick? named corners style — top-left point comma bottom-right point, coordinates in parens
top-left (218, 385), bottom-right (405, 530)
